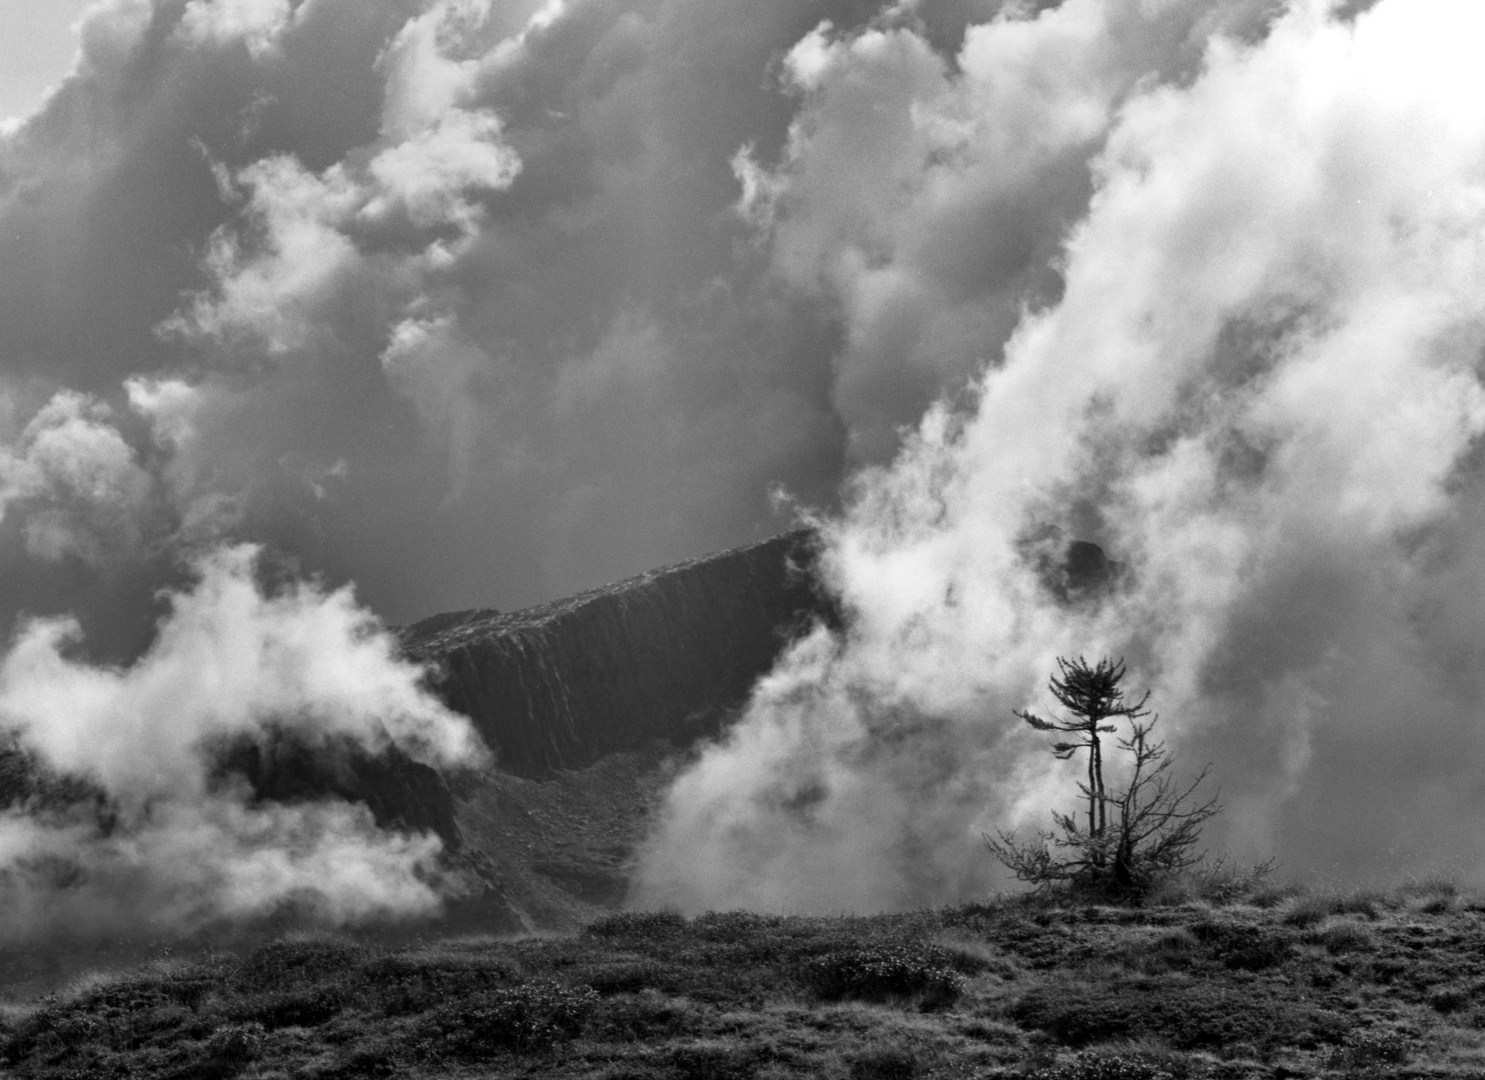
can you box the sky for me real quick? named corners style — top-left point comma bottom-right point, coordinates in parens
top-left (0, 1), bottom-right (94, 122)
top-left (7, 0), bottom-right (1485, 931)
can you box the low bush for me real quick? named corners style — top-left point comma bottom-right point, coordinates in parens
top-left (204, 1021), bottom-right (265, 1064)
top-left (1029, 1053), bottom-right (1175, 1080)
top-left (849, 1044), bottom-right (919, 1079)
top-left (235, 937), bottom-right (367, 990)
top-left (1325, 1027), bottom-right (1413, 1069)
top-left (1310, 920), bottom-right (1373, 954)
top-left (582, 958), bottom-right (672, 995)
top-left (667, 1040), bottom-right (770, 1079)
top-left (362, 955), bottom-right (517, 1016)
top-left (230, 985), bottom-right (346, 1029)
top-left (1187, 921), bottom-right (1292, 971)
top-left (587, 992), bottom-right (701, 1042)
top-left (692, 910), bottom-right (785, 942)
top-left (1283, 890), bottom-right (1382, 928)
top-left (1428, 983), bottom-right (1475, 1014)
top-left (802, 944), bottom-right (965, 1007)
top-left (1011, 981), bottom-right (1351, 1053)
top-left (1145, 859), bottom-right (1278, 907)
top-left (415, 980), bottom-right (598, 1057)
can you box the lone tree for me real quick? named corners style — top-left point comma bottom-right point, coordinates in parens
top-left (986, 656), bottom-right (1219, 898)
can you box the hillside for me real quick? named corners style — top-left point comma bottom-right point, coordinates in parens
top-left (3, 878), bottom-right (1480, 1079)
top-left (399, 529), bottom-right (825, 777)
top-left (406, 529), bottom-right (830, 932)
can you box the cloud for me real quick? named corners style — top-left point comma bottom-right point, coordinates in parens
top-left (0, 544), bottom-right (485, 939)
top-left (0, 391), bottom-right (155, 567)
top-left (635, 0), bottom-right (1485, 911)
top-left (738, 0), bottom-right (1277, 462)
top-left (16, 0), bottom-right (1485, 919)
top-left (175, 0), bottom-right (296, 58)
top-left (0, 0), bottom-right (907, 928)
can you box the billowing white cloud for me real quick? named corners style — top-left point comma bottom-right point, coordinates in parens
top-left (740, 0), bottom-right (1276, 461)
top-left (0, 391), bottom-right (154, 566)
top-left (175, 0), bottom-right (295, 58)
top-left (635, 0), bottom-right (1485, 910)
top-left (0, 544), bottom-right (485, 938)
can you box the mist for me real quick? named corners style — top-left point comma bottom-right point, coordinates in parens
top-left (633, 0), bottom-right (1485, 911)
top-left (3, 0), bottom-right (1483, 926)
top-left (0, 544), bottom-right (484, 939)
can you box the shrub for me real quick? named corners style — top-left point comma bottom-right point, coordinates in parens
top-left (231, 985), bottom-right (346, 1029)
top-left (1187, 921), bottom-right (1292, 971)
top-left (1247, 882), bottom-right (1304, 909)
top-left (417, 980), bottom-right (598, 1057)
top-left (1311, 920), bottom-right (1372, 954)
top-left (1029, 1054), bottom-right (1175, 1080)
top-left (1325, 1028), bottom-right (1413, 1069)
top-left (850, 1045), bottom-right (919, 1079)
top-left (1010, 982), bottom-right (1351, 1052)
top-left (205, 1021), bottom-right (265, 1064)
top-left (1428, 984), bottom-right (1474, 1014)
top-left (1145, 858), bottom-right (1277, 907)
top-left (362, 955), bottom-right (517, 1016)
top-left (1284, 890), bottom-right (1382, 928)
top-left (588, 993), bottom-right (701, 1042)
top-left (692, 910), bottom-right (784, 942)
top-left (583, 959), bottom-right (670, 995)
top-left (802, 944), bottom-right (965, 1007)
top-left (236, 937), bottom-right (367, 989)
top-left (668, 1041), bottom-right (768, 1079)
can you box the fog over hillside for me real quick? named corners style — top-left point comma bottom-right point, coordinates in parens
top-left (2, 0), bottom-right (1484, 928)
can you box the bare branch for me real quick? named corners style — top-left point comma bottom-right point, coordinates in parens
top-left (988, 655), bottom-right (1222, 899)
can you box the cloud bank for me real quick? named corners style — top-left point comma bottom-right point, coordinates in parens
top-left (7, 0), bottom-right (1485, 920)
top-left (634, 0), bottom-right (1485, 910)
top-left (0, 545), bottom-right (484, 939)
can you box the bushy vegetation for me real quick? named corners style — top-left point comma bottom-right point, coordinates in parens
top-left (801, 943), bottom-right (966, 1007)
top-left (4, 879), bottom-right (1485, 1078)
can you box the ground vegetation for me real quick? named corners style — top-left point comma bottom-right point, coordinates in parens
top-left (2, 873), bottom-right (1484, 1078)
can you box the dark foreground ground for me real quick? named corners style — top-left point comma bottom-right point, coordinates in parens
top-left (3, 875), bottom-right (1483, 1080)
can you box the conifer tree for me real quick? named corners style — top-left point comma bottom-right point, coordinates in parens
top-left (986, 656), bottom-right (1219, 897)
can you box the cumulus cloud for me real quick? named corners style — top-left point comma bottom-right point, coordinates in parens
top-left (635, 0), bottom-right (1485, 910)
top-left (175, 0), bottom-right (296, 58)
top-left (0, 544), bottom-right (485, 939)
top-left (0, 391), bottom-right (155, 567)
top-left (739, 0), bottom-right (1277, 461)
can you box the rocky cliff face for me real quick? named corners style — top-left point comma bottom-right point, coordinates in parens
top-left (400, 529), bottom-right (826, 778)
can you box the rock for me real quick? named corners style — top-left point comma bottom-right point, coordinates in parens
top-left (400, 529), bottom-right (828, 777)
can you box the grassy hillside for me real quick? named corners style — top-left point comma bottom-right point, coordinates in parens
top-left (3, 876), bottom-right (1482, 1079)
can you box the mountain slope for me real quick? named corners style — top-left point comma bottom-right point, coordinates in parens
top-left (400, 529), bottom-right (826, 778)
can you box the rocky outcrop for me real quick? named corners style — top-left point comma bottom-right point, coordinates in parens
top-left (401, 530), bottom-right (827, 777)
top-left (210, 733), bottom-right (463, 849)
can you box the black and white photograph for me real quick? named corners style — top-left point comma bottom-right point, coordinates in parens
top-left (0, 0), bottom-right (1481, 1076)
